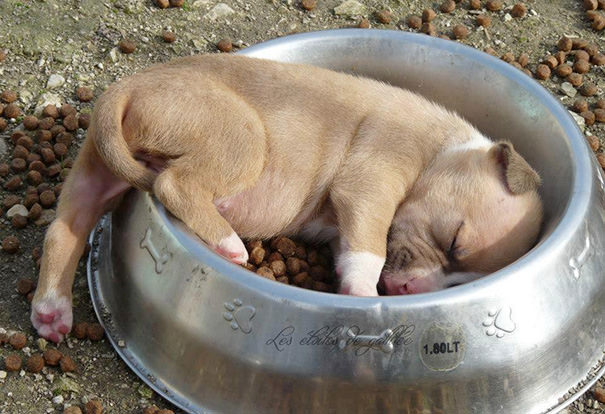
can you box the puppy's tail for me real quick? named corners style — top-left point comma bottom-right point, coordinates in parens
top-left (91, 90), bottom-right (155, 192)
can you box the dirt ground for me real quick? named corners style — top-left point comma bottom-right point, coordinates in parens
top-left (0, 0), bottom-right (604, 413)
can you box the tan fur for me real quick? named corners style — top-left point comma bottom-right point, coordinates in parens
top-left (30, 54), bottom-right (543, 341)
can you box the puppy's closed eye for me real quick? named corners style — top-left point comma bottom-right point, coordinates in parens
top-left (447, 221), bottom-right (466, 260)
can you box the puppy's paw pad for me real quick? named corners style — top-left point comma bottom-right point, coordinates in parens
top-left (31, 295), bottom-right (73, 343)
top-left (215, 232), bottom-right (248, 264)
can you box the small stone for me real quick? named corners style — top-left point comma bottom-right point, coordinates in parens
top-left (7, 204), bottom-right (28, 219)
top-left (217, 38), bottom-right (233, 53)
top-left (47, 74), bottom-right (65, 89)
top-left (162, 31), bottom-right (176, 43)
top-left (204, 3), bottom-right (235, 20)
top-left (560, 82), bottom-right (577, 98)
top-left (86, 323), bottom-right (105, 341)
top-left (119, 39), bottom-right (136, 54)
top-left (2, 236), bottom-right (20, 253)
top-left (36, 338), bottom-right (47, 351)
top-left (52, 395), bottom-right (64, 405)
top-left (569, 110), bottom-right (586, 131)
top-left (334, 0), bottom-right (366, 16)
top-left (0, 371), bottom-right (6, 379)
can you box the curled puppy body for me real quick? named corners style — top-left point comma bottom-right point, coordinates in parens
top-left (31, 54), bottom-right (543, 342)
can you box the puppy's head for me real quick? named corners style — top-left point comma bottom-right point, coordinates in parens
top-left (381, 140), bottom-right (543, 295)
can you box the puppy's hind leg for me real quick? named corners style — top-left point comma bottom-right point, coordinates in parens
top-left (32, 140), bottom-right (131, 342)
top-left (153, 169), bottom-right (248, 264)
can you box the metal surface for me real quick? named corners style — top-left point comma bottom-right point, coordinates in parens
top-left (87, 30), bottom-right (605, 414)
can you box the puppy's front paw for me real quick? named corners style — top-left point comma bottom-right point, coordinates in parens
top-left (31, 294), bottom-right (73, 343)
top-left (214, 232), bottom-right (249, 265)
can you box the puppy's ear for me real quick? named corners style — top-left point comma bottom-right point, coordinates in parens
top-left (488, 141), bottom-right (542, 194)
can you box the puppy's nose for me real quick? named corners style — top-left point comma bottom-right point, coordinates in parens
top-left (383, 278), bottom-right (412, 295)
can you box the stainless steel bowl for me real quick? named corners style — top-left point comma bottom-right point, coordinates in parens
top-left (87, 29), bottom-right (605, 414)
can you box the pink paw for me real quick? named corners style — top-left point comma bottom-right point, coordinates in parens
top-left (214, 232), bottom-right (249, 265)
top-left (31, 295), bottom-right (73, 343)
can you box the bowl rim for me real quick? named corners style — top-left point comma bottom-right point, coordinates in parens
top-left (157, 29), bottom-right (593, 308)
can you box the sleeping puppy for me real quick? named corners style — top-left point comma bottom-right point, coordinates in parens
top-left (30, 54), bottom-right (543, 342)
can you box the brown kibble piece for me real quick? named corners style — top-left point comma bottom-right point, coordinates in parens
top-left (78, 113), bottom-right (91, 129)
top-left (542, 55), bottom-right (558, 69)
top-left (555, 64), bottom-right (572, 77)
top-left (592, 53), bottom-right (605, 65)
top-left (162, 31), bottom-right (176, 43)
top-left (584, 43), bottom-right (598, 57)
top-left (584, 0), bottom-right (598, 10)
top-left (0, 163), bottom-right (8, 176)
top-left (76, 86), bottom-right (94, 102)
top-left (511, 3), bottom-right (526, 17)
top-left (452, 25), bottom-right (468, 39)
top-left (572, 38), bottom-right (588, 49)
top-left (596, 99), bottom-right (605, 109)
top-left (535, 64), bottom-right (551, 80)
top-left (17, 135), bottom-right (34, 151)
top-left (573, 99), bottom-right (589, 113)
top-left (594, 108), bottom-right (605, 122)
top-left (9, 332), bottom-right (27, 349)
top-left (592, 15), bottom-right (605, 30)
top-left (420, 22), bottom-right (436, 35)
top-left (63, 114), bottom-right (78, 131)
top-left (56, 132), bottom-right (74, 146)
top-left (3, 194), bottom-right (20, 208)
top-left (256, 266), bottom-right (276, 280)
top-left (358, 18), bottom-right (370, 28)
top-left (268, 251), bottom-right (283, 262)
top-left (517, 53), bottom-right (529, 67)
top-left (312, 281), bottom-right (332, 292)
top-left (375, 10), bottom-right (392, 24)
top-left (155, 0), bottom-right (169, 7)
top-left (72, 322), bottom-right (89, 339)
top-left (580, 83), bottom-right (597, 96)
top-left (11, 158), bottom-right (27, 173)
top-left (486, 0), bottom-right (502, 11)
top-left (558, 36), bottom-right (572, 52)
top-left (87, 323), bottom-right (105, 341)
top-left (269, 260), bottom-right (286, 277)
top-left (476, 14), bottom-right (491, 27)
top-left (587, 135), bottom-right (600, 151)
top-left (143, 406), bottom-right (160, 414)
top-left (50, 124), bottom-right (66, 137)
top-left (573, 60), bottom-right (591, 73)
top-left (4, 103), bottom-right (21, 119)
top-left (4, 354), bottom-right (22, 372)
top-left (54, 143), bottom-right (68, 157)
top-left (4, 176), bottom-right (22, 191)
top-left (28, 203), bottom-right (42, 220)
top-left (574, 50), bottom-right (590, 62)
top-left (407, 15), bottom-right (422, 29)
top-left (40, 190), bottom-right (56, 208)
top-left (594, 386), bottom-right (605, 403)
top-left (2, 236), bottom-right (20, 253)
top-left (119, 39), bottom-right (137, 54)
top-left (13, 145), bottom-right (29, 160)
top-left (217, 39), bottom-right (233, 53)
top-left (64, 407), bottom-right (83, 414)
top-left (16, 278), bottom-right (35, 295)
top-left (1, 90), bottom-right (17, 103)
top-left (567, 73), bottom-right (583, 86)
top-left (440, 1), bottom-right (456, 13)
top-left (29, 160), bottom-right (45, 173)
top-left (23, 115), bottom-right (39, 130)
top-left (554, 51), bottom-right (567, 65)
top-left (275, 237), bottom-right (296, 257)
top-left (12, 214), bottom-right (27, 229)
top-left (501, 52), bottom-right (515, 63)
top-left (598, 154), bottom-right (605, 169)
top-left (60, 355), bottom-right (77, 372)
top-left (85, 399), bottom-right (103, 414)
top-left (41, 148), bottom-right (56, 165)
top-left (43, 348), bottom-right (62, 366)
top-left (469, 0), bottom-right (481, 9)
top-left (26, 354), bottom-right (45, 373)
top-left (286, 257), bottom-right (301, 275)
top-left (301, 0), bottom-right (316, 10)
top-left (170, 0), bottom-right (185, 6)
top-left (249, 246), bottom-right (266, 265)
top-left (38, 118), bottom-right (55, 132)
top-left (42, 104), bottom-right (59, 118)
top-left (293, 272), bottom-right (309, 286)
top-left (581, 111), bottom-right (596, 126)
top-left (157, 410), bottom-right (174, 414)
top-left (422, 8), bottom-right (436, 22)
top-left (24, 192), bottom-right (39, 208)
top-left (0, 332), bottom-right (8, 345)
top-left (0, 118), bottom-right (6, 131)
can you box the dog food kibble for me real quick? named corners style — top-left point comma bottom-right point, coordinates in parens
top-left (143, 406), bottom-right (160, 414)
top-left (422, 8), bottom-right (436, 22)
top-left (275, 237), bottom-right (297, 257)
top-left (554, 51), bottom-right (567, 65)
top-left (3, 194), bottom-right (20, 209)
top-left (249, 246), bottom-right (266, 265)
top-left (119, 39), bottom-right (137, 54)
top-left (12, 214), bottom-right (27, 229)
top-left (42, 104), bottom-right (59, 118)
top-left (29, 160), bottom-right (45, 173)
top-left (407, 15), bottom-right (422, 29)
top-left (543, 55), bottom-right (558, 69)
top-left (595, 109), bottom-right (605, 122)
top-left (558, 36), bottom-right (573, 52)
top-left (440, 0), bottom-right (456, 13)
top-left (17, 135), bottom-right (34, 151)
top-left (78, 113), bottom-right (91, 129)
top-left (54, 143), bottom-right (68, 157)
top-left (157, 410), bottom-right (175, 414)
top-left (63, 114), bottom-right (79, 131)
top-left (587, 135), bottom-right (600, 151)
top-left (85, 399), bottom-right (103, 414)
top-left (517, 53), bottom-right (529, 67)
top-left (567, 72), bottom-right (583, 86)
top-left (1, 90), bottom-right (17, 103)
top-left (4, 103), bottom-right (21, 119)
top-left (286, 256), bottom-right (301, 274)
top-left (87, 323), bottom-right (105, 341)
top-left (155, 0), bottom-right (169, 7)
top-left (535, 64), bottom-right (551, 80)
top-left (575, 50), bottom-right (590, 62)
top-left (72, 322), bottom-right (89, 339)
top-left (60, 355), bottom-right (77, 372)
top-left (11, 158), bottom-right (26, 173)
top-left (511, 3), bottom-right (527, 17)
top-left (40, 190), bottom-right (56, 208)
top-left (170, 0), bottom-right (185, 6)
top-left (2, 236), bottom-right (20, 253)
top-left (585, 0), bottom-right (598, 9)
top-left (486, 0), bottom-right (502, 11)
top-left (9, 332), bottom-right (27, 349)
top-left (162, 31), bottom-right (177, 43)
top-left (43, 348), bottom-right (62, 366)
top-left (26, 353), bottom-right (45, 373)
top-left (24, 192), bottom-right (39, 207)
top-left (0, 163), bottom-right (8, 177)
top-left (50, 124), bottom-right (67, 138)
top-left (598, 154), bottom-right (605, 169)
top-left (64, 407), bottom-right (83, 414)
top-left (452, 25), bottom-right (468, 39)
top-left (375, 9), bottom-right (392, 24)
top-left (28, 203), bottom-right (42, 220)
top-left (13, 144), bottom-right (29, 160)
top-left (555, 64), bottom-right (573, 77)
top-left (0, 118), bottom-right (6, 131)
top-left (358, 18), bottom-right (370, 28)
top-left (476, 14), bottom-right (491, 27)
top-left (22, 115), bottom-right (39, 130)
top-left (16, 278), bottom-right (34, 295)
top-left (580, 83), bottom-right (597, 96)
top-left (574, 60), bottom-right (591, 73)
top-left (269, 260), bottom-right (287, 277)
top-left (76, 86), bottom-right (94, 102)
top-left (420, 22), bottom-right (436, 35)
top-left (469, 0), bottom-right (481, 9)
top-left (217, 39), bottom-right (233, 53)
top-left (591, 15), bottom-right (605, 30)
top-left (4, 354), bottom-right (22, 371)
top-left (256, 266), bottom-right (276, 280)
top-left (573, 99), bottom-right (589, 113)
top-left (581, 111), bottom-right (596, 126)
top-left (4, 176), bottom-right (22, 191)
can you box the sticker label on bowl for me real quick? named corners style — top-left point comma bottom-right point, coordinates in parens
top-left (419, 322), bottom-right (466, 371)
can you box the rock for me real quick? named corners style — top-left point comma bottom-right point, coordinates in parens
top-left (0, 370), bottom-right (6, 379)
top-left (334, 0), bottom-right (367, 17)
top-left (204, 3), bottom-right (235, 20)
top-left (52, 376), bottom-right (80, 394)
top-left (6, 204), bottom-right (28, 219)
top-left (47, 74), bottom-right (65, 89)
top-left (34, 93), bottom-right (63, 116)
top-left (52, 395), bottom-right (64, 404)
top-left (35, 209), bottom-right (56, 227)
top-left (137, 383), bottom-right (154, 399)
top-left (561, 82), bottom-right (577, 98)
top-left (109, 48), bottom-right (119, 63)
top-left (569, 110), bottom-right (586, 131)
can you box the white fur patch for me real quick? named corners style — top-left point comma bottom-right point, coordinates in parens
top-left (217, 232), bottom-right (248, 264)
top-left (337, 251), bottom-right (385, 296)
top-left (446, 132), bottom-right (492, 153)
